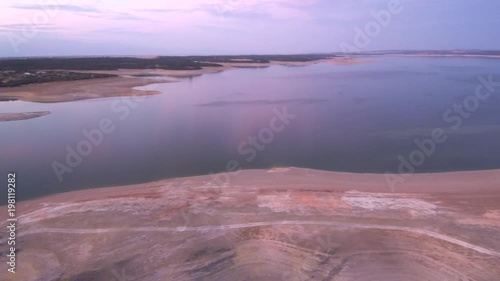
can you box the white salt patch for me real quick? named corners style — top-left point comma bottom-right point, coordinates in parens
top-left (341, 193), bottom-right (437, 215)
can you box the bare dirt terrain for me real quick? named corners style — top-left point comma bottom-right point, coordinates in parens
top-left (1, 167), bottom-right (499, 281)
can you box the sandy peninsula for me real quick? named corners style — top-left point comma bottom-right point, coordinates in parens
top-left (1, 167), bottom-right (499, 281)
top-left (0, 76), bottom-right (170, 103)
top-left (0, 111), bottom-right (50, 122)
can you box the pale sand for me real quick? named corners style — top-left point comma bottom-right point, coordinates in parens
top-left (0, 76), bottom-right (167, 103)
top-left (5, 167), bottom-right (499, 218)
top-left (0, 111), bottom-right (50, 122)
top-left (0, 57), bottom-right (367, 103)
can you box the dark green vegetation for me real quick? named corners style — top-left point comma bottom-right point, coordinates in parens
top-left (0, 54), bottom-right (335, 72)
top-left (0, 56), bottom-right (223, 72)
top-left (0, 71), bottom-right (116, 87)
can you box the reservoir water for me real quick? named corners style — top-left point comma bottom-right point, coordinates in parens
top-left (1, 56), bottom-right (499, 200)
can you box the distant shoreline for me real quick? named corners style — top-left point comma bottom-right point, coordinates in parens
top-left (0, 57), bottom-right (366, 103)
top-left (387, 54), bottom-right (500, 59)
top-left (1, 51), bottom-right (496, 103)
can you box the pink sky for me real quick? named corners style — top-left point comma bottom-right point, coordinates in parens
top-left (1, 0), bottom-right (499, 56)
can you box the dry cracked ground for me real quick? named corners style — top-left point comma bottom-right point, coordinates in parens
top-left (1, 167), bottom-right (500, 281)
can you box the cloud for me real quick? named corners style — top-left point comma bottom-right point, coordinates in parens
top-left (0, 23), bottom-right (60, 33)
top-left (139, 8), bottom-right (202, 13)
top-left (208, 0), bottom-right (317, 20)
top-left (10, 3), bottom-right (144, 22)
top-left (109, 12), bottom-right (143, 21)
top-left (137, 0), bottom-right (317, 20)
top-left (1, 0), bottom-right (499, 56)
top-left (10, 4), bottom-right (98, 13)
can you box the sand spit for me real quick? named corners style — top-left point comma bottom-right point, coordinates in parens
top-left (216, 57), bottom-right (369, 68)
top-left (0, 76), bottom-right (169, 103)
top-left (0, 111), bottom-right (50, 122)
top-left (0, 57), bottom-right (367, 103)
top-left (1, 167), bottom-right (499, 281)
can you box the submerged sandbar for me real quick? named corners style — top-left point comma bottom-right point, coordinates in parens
top-left (0, 111), bottom-right (50, 122)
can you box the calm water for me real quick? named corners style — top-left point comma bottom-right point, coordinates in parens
top-left (1, 57), bottom-right (500, 200)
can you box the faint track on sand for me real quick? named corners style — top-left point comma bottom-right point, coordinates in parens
top-left (11, 220), bottom-right (500, 258)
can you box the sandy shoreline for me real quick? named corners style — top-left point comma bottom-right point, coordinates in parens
top-left (0, 57), bottom-right (366, 103)
top-left (213, 57), bottom-right (370, 68)
top-left (5, 167), bottom-right (499, 217)
top-left (0, 76), bottom-right (167, 103)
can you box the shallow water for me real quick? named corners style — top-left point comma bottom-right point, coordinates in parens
top-left (1, 56), bottom-right (499, 200)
